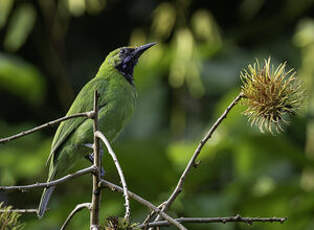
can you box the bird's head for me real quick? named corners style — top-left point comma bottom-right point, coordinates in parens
top-left (104, 42), bottom-right (156, 84)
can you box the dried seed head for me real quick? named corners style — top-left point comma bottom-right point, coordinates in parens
top-left (240, 57), bottom-right (305, 134)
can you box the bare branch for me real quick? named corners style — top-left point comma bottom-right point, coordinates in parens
top-left (95, 131), bottom-right (131, 221)
top-left (152, 93), bottom-right (243, 223)
top-left (0, 112), bottom-right (94, 144)
top-left (90, 91), bottom-right (101, 230)
top-left (142, 202), bottom-right (165, 226)
top-left (0, 209), bottom-right (37, 213)
top-left (137, 215), bottom-right (287, 228)
top-left (99, 179), bottom-right (187, 230)
top-left (0, 166), bottom-right (96, 191)
top-left (60, 203), bottom-right (91, 230)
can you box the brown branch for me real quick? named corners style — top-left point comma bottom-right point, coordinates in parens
top-left (142, 202), bottom-right (165, 226)
top-left (60, 203), bottom-right (91, 230)
top-left (138, 215), bottom-right (287, 228)
top-left (99, 179), bottom-right (187, 230)
top-left (0, 112), bottom-right (94, 144)
top-left (95, 131), bottom-right (130, 221)
top-left (90, 91), bottom-right (101, 230)
top-left (0, 166), bottom-right (96, 191)
top-left (0, 209), bottom-right (37, 213)
top-left (152, 93), bottom-right (244, 223)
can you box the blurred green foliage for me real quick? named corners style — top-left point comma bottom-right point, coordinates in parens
top-left (0, 0), bottom-right (313, 229)
top-left (0, 54), bottom-right (45, 105)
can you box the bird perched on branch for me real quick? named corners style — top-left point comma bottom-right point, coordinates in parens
top-left (38, 42), bottom-right (156, 218)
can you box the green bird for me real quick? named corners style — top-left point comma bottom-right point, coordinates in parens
top-left (38, 42), bottom-right (156, 218)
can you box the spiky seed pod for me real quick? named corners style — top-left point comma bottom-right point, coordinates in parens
top-left (240, 57), bottom-right (305, 134)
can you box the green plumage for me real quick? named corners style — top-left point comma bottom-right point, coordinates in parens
top-left (38, 43), bottom-right (155, 217)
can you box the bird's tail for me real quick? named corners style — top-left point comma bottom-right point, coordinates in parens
top-left (38, 186), bottom-right (55, 218)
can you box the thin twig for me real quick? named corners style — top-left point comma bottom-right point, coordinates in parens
top-left (0, 112), bottom-right (94, 144)
top-left (95, 131), bottom-right (131, 221)
top-left (60, 203), bottom-right (91, 230)
top-left (0, 209), bottom-right (38, 213)
top-left (90, 91), bottom-right (101, 230)
top-left (137, 215), bottom-right (287, 228)
top-left (0, 166), bottom-right (96, 191)
top-left (99, 179), bottom-right (187, 230)
top-left (152, 93), bottom-right (244, 223)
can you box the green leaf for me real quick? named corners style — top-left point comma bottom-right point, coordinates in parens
top-left (4, 3), bottom-right (36, 52)
top-left (0, 53), bottom-right (46, 105)
top-left (0, 0), bottom-right (14, 29)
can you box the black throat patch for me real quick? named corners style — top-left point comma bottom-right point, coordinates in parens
top-left (115, 48), bottom-right (138, 85)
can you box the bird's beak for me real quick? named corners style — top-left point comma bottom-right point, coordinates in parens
top-left (133, 42), bottom-right (157, 58)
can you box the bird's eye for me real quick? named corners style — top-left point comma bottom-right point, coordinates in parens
top-left (120, 49), bottom-right (125, 54)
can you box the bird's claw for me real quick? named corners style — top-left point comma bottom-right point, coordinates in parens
top-left (85, 153), bottom-right (105, 178)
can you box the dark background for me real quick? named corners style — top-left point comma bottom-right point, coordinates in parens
top-left (0, 0), bottom-right (314, 229)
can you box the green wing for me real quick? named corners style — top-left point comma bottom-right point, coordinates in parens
top-left (47, 77), bottom-right (108, 164)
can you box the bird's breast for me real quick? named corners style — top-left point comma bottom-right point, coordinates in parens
top-left (98, 80), bottom-right (136, 142)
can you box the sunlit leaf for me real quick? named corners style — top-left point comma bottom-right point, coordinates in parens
top-left (4, 3), bottom-right (36, 52)
top-left (0, 53), bottom-right (46, 105)
top-left (152, 2), bottom-right (176, 39)
top-left (169, 29), bottom-right (205, 97)
top-left (294, 19), bottom-right (314, 47)
top-left (191, 10), bottom-right (221, 44)
top-left (191, 9), bottom-right (222, 57)
top-left (67, 0), bottom-right (85, 16)
top-left (0, 0), bottom-right (14, 29)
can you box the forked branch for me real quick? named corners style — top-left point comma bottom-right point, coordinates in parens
top-left (61, 203), bottom-right (91, 230)
top-left (0, 112), bottom-right (94, 144)
top-left (95, 131), bottom-right (131, 221)
top-left (0, 166), bottom-right (96, 191)
top-left (90, 91), bottom-right (102, 230)
top-left (99, 179), bottom-right (187, 230)
top-left (138, 215), bottom-right (287, 228)
top-left (151, 93), bottom-right (244, 223)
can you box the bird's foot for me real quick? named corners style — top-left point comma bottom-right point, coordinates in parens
top-left (84, 143), bottom-right (105, 177)
top-left (85, 153), bottom-right (105, 177)
top-left (85, 152), bottom-right (93, 163)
